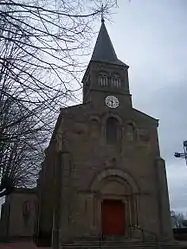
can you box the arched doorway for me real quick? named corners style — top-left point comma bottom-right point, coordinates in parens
top-left (90, 169), bottom-right (140, 237)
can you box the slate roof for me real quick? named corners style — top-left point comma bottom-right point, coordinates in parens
top-left (91, 20), bottom-right (128, 67)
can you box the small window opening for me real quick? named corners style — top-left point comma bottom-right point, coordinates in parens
top-left (106, 117), bottom-right (119, 144)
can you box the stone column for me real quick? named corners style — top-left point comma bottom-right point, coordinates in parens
top-left (52, 128), bottom-right (68, 249)
top-left (35, 157), bottom-right (54, 247)
top-left (154, 157), bottom-right (173, 240)
top-left (52, 151), bottom-right (63, 249)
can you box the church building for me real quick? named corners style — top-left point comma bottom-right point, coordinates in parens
top-left (35, 19), bottom-right (173, 246)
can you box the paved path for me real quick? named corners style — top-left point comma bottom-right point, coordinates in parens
top-left (0, 241), bottom-right (50, 249)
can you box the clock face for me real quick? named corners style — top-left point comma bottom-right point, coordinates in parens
top-left (105, 95), bottom-right (119, 108)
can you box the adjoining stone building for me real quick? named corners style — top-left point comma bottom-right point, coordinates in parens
top-left (35, 19), bottom-right (173, 246)
top-left (0, 188), bottom-right (36, 239)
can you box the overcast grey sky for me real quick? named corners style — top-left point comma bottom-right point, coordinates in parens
top-left (98, 0), bottom-right (187, 213)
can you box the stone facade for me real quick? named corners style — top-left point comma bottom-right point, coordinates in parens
top-left (36, 20), bottom-right (173, 245)
top-left (0, 188), bottom-right (36, 239)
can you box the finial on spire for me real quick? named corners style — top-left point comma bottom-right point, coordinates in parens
top-left (101, 4), bottom-right (104, 23)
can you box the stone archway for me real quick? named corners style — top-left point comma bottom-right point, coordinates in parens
top-left (90, 168), bottom-right (140, 237)
top-left (90, 168), bottom-right (139, 193)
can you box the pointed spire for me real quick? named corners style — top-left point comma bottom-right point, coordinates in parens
top-left (91, 20), bottom-right (128, 66)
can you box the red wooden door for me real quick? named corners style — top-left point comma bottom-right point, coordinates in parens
top-left (101, 200), bottom-right (125, 236)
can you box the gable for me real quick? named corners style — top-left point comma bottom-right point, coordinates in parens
top-left (132, 108), bottom-right (159, 127)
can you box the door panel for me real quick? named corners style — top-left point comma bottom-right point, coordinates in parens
top-left (101, 199), bottom-right (125, 236)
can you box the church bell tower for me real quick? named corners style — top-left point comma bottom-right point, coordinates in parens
top-left (82, 19), bottom-right (132, 109)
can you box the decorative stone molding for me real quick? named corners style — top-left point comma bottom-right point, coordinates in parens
top-left (90, 168), bottom-right (140, 194)
top-left (73, 122), bottom-right (87, 135)
top-left (101, 113), bottom-right (123, 125)
top-left (138, 129), bottom-right (150, 142)
top-left (88, 115), bottom-right (100, 122)
top-left (103, 157), bottom-right (117, 168)
top-left (22, 200), bottom-right (30, 217)
top-left (125, 122), bottom-right (137, 142)
top-left (89, 118), bottom-right (101, 138)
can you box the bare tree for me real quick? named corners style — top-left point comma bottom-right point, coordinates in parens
top-left (0, 93), bottom-right (47, 197)
top-left (0, 0), bottom-right (117, 109)
top-left (0, 0), bottom-right (117, 134)
top-left (171, 210), bottom-right (186, 228)
top-left (0, 19), bottom-right (49, 197)
top-left (0, 0), bottom-right (117, 197)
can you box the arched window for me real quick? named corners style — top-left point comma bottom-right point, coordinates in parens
top-left (98, 72), bottom-right (108, 86)
top-left (111, 74), bottom-right (121, 88)
top-left (90, 118), bottom-right (100, 138)
top-left (106, 117), bottom-right (119, 144)
top-left (126, 123), bottom-right (136, 142)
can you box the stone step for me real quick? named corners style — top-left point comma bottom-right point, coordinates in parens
top-left (62, 241), bottom-right (184, 249)
top-left (62, 246), bottom-right (185, 249)
top-left (62, 246), bottom-right (183, 249)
